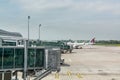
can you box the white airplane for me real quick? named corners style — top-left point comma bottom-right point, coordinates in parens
top-left (67, 38), bottom-right (95, 49)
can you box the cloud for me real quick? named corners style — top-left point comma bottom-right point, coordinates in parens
top-left (11, 0), bottom-right (73, 11)
top-left (0, 8), bottom-right (2, 12)
top-left (10, 0), bottom-right (120, 15)
top-left (71, 1), bottom-right (120, 15)
top-left (0, 6), bottom-right (6, 13)
top-left (0, 0), bottom-right (119, 40)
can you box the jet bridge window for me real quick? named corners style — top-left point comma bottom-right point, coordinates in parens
top-left (36, 49), bottom-right (44, 67)
top-left (3, 48), bottom-right (14, 69)
top-left (0, 48), bottom-right (3, 69)
top-left (28, 48), bottom-right (35, 68)
top-left (15, 48), bottom-right (24, 68)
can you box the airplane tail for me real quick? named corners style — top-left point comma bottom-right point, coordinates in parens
top-left (90, 37), bottom-right (95, 44)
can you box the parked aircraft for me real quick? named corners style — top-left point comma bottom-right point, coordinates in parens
top-left (67, 38), bottom-right (95, 49)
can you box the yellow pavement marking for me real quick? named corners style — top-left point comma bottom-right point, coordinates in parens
top-left (76, 73), bottom-right (83, 79)
top-left (54, 71), bottom-right (83, 80)
top-left (67, 71), bottom-right (73, 80)
top-left (55, 72), bottom-right (59, 80)
top-left (67, 71), bottom-right (72, 76)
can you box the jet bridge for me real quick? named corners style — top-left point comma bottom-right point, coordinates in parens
top-left (0, 40), bottom-right (61, 80)
top-left (0, 46), bottom-right (45, 71)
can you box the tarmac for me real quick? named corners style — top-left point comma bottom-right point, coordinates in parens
top-left (42, 45), bottom-right (120, 80)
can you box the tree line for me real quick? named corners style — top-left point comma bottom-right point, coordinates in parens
top-left (96, 40), bottom-right (120, 44)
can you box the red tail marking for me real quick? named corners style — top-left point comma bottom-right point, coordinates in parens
top-left (91, 38), bottom-right (95, 43)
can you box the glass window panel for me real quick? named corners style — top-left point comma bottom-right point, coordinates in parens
top-left (15, 48), bottom-right (24, 68)
top-left (28, 48), bottom-right (35, 67)
top-left (3, 42), bottom-right (16, 46)
top-left (3, 48), bottom-right (14, 69)
top-left (0, 48), bottom-right (2, 69)
top-left (36, 49), bottom-right (44, 67)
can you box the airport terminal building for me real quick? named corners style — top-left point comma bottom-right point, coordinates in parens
top-left (0, 29), bottom-right (23, 46)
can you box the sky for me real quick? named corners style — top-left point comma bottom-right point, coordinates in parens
top-left (0, 0), bottom-right (120, 40)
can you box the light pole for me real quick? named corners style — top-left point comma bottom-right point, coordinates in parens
top-left (28, 16), bottom-right (30, 46)
top-left (39, 24), bottom-right (41, 41)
